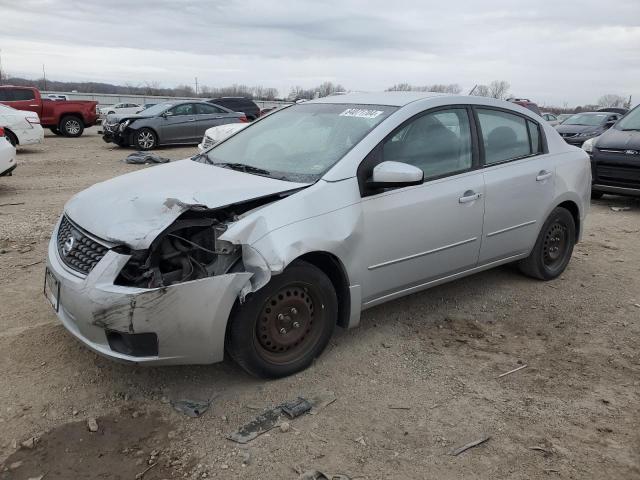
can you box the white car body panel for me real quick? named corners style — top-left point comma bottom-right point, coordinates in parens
top-left (0, 137), bottom-right (17, 175)
top-left (198, 123), bottom-right (249, 152)
top-left (99, 103), bottom-right (142, 116)
top-left (47, 92), bottom-right (591, 365)
top-left (0, 105), bottom-right (44, 146)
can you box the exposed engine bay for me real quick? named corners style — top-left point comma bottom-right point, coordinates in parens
top-left (114, 195), bottom-right (285, 289)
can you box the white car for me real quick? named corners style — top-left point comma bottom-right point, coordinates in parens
top-left (0, 104), bottom-right (44, 147)
top-left (46, 94), bottom-right (69, 101)
top-left (198, 122), bottom-right (249, 152)
top-left (541, 113), bottom-right (560, 127)
top-left (99, 103), bottom-right (142, 116)
top-left (0, 131), bottom-right (17, 176)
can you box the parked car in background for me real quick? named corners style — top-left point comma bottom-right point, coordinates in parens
top-left (557, 114), bottom-right (572, 124)
top-left (47, 92), bottom-right (590, 378)
top-left (555, 112), bottom-right (621, 146)
top-left (0, 104), bottom-right (44, 147)
top-left (597, 107), bottom-right (628, 115)
top-left (198, 122), bottom-right (249, 151)
top-left (541, 113), bottom-right (559, 126)
top-left (0, 86), bottom-right (98, 137)
top-left (99, 103), bottom-right (142, 116)
top-left (206, 97), bottom-right (261, 120)
top-left (102, 100), bottom-right (247, 150)
top-left (507, 98), bottom-right (542, 115)
top-left (0, 129), bottom-right (17, 176)
top-left (585, 104), bottom-right (640, 198)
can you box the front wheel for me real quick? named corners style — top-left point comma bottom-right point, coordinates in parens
top-left (226, 260), bottom-right (337, 378)
top-left (518, 207), bottom-right (576, 280)
top-left (49, 127), bottom-right (63, 136)
top-left (134, 128), bottom-right (157, 150)
top-left (59, 116), bottom-right (84, 137)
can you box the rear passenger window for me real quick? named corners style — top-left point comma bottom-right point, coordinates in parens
top-left (11, 89), bottom-right (35, 101)
top-left (477, 109), bottom-right (541, 165)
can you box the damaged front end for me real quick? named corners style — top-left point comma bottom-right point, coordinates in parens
top-left (116, 212), bottom-right (241, 289)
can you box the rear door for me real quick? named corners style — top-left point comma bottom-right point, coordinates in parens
top-left (160, 103), bottom-right (197, 143)
top-left (475, 107), bottom-right (556, 264)
top-left (194, 103), bottom-right (230, 138)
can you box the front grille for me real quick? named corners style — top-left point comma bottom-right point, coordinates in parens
top-left (596, 164), bottom-right (640, 189)
top-left (56, 216), bottom-right (108, 275)
top-left (202, 136), bottom-right (215, 149)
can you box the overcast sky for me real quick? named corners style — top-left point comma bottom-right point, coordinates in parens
top-left (1, 0), bottom-right (639, 106)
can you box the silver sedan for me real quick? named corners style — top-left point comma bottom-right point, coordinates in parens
top-left (45, 92), bottom-right (590, 378)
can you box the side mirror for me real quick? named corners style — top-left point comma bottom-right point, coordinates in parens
top-left (367, 161), bottom-right (424, 189)
top-left (605, 121), bottom-right (616, 128)
top-left (162, 111), bottom-right (173, 118)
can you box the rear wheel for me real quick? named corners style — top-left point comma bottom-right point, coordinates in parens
top-left (518, 207), bottom-right (576, 280)
top-left (134, 128), bottom-right (157, 150)
top-left (59, 116), bottom-right (84, 137)
top-left (5, 130), bottom-right (18, 147)
top-left (227, 260), bottom-right (337, 378)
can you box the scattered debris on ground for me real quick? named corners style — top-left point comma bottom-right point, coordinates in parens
top-left (170, 398), bottom-right (211, 418)
top-left (449, 435), bottom-right (491, 456)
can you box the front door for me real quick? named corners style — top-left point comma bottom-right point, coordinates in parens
top-left (161, 103), bottom-right (197, 143)
top-left (360, 107), bottom-right (485, 303)
top-left (475, 107), bottom-right (556, 264)
top-left (194, 103), bottom-right (227, 138)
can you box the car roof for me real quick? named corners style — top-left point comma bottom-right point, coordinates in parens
top-left (308, 91), bottom-right (450, 107)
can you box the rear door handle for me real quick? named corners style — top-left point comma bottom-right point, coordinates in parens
top-left (188, 118), bottom-right (196, 122)
top-left (536, 170), bottom-right (553, 181)
top-left (459, 191), bottom-right (482, 204)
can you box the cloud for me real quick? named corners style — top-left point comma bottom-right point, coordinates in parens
top-left (1, 0), bottom-right (639, 105)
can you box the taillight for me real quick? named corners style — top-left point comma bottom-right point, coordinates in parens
top-left (0, 127), bottom-right (4, 136)
top-left (239, 115), bottom-right (248, 123)
top-left (27, 116), bottom-right (40, 124)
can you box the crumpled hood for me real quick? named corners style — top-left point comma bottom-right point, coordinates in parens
top-left (596, 127), bottom-right (640, 150)
top-left (555, 124), bottom-right (602, 135)
top-left (65, 159), bottom-right (309, 249)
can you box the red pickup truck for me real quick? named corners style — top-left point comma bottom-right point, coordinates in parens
top-left (0, 86), bottom-right (98, 137)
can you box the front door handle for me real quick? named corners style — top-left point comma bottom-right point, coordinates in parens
top-left (187, 118), bottom-right (196, 122)
top-left (459, 191), bottom-right (482, 204)
top-left (536, 170), bottom-right (553, 181)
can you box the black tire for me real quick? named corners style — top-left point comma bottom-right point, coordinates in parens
top-left (134, 128), bottom-right (157, 150)
top-left (49, 127), bottom-right (63, 136)
top-left (227, 260), bottom-right (337, 378)
top-left (5, 130), bottom-right (18, 147)
top-left (518, 207), bottom-right (576, 280)
top-left (59, 116), bottom-right (84, 137)
top-left (591, 190), bottom-right (604, 200)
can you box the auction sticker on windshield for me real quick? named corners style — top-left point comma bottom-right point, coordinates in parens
top-left (339, 108), bottom-right (384, 119)
top-left (44, 268), bottom-right (60, 312)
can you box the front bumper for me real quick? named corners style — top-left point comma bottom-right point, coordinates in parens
top-left (46, 222), bottom-right (252, 365)
top-left (16, 125), bottom-right (44, 146)
top-left (591, 150), bottom-right (640, 196)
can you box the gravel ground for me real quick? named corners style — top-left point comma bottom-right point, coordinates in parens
top-left (0, 128), bottom-right (639, 479)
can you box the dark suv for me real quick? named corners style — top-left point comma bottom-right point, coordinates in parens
top-left (590, 105), bottom-right (640, 198)
top-left (206, 97), bottom-right (261, 121)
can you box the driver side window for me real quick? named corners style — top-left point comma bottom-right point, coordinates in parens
top-left (382, 108), bottom-right (473, 180)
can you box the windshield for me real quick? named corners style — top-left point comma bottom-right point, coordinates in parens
top-left (141, 103), bottom-right (173, 116)
top-left (197, 103), bottom-right (397, 182)
top-left (616, 106), bottom-right (640, 131)
top-left (563, 113), bottom-right (608, 126)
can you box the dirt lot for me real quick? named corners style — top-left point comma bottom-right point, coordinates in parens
top-left (0, 128), bottom-right (639, 479)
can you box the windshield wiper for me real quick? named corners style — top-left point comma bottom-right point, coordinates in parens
top-left (215, 162), bottom-right (272, 176)
top-left (190, 152), bottom-right (213, 164)
top-left (621, 128), bottom-right (640, 131)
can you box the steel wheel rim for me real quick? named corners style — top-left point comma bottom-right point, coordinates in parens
top-left (543, 221), bottom-right (568, 269)
top-left (138, 131), bottom-right (154, 149)
top-left (254, 284), bottom-right (324, 365)
top-left (66, 120), bottom-right (81, 135)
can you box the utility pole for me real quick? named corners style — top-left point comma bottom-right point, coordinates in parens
top-left (0, 49), bottom-right (3, 85)
top-left (195, 77), bottom-right (198, 96)
top-left (42, 64), bottom-right (47, 90)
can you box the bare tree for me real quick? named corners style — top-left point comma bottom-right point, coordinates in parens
top-left (598, 94), bottom-right (626, 108)
top-left (471, 84), bottom-right (490, 97)
top-left (488, 80), bottom-right (511, 100)
top-left (386, 83), bottom-right (461, 94)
